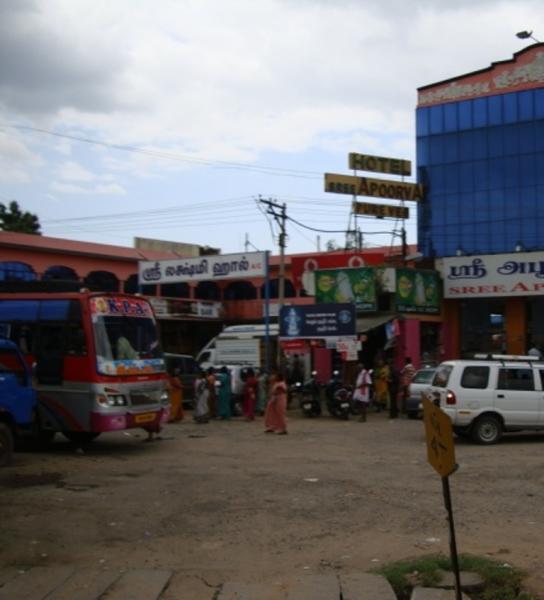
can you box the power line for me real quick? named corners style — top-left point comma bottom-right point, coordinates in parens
top-left (3, 123), bottom-right (323, 180)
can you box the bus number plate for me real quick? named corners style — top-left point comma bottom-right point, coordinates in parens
top-left (135, 412), bottom-right (156, 424)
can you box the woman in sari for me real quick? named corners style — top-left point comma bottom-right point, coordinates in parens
top-left (216, 366), bottom-right (232, 420)
top-left (264, 371), bottom-right (288, 435)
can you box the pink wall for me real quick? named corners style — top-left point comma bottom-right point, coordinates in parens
top-left (395, 319), bottom-right (421, 370)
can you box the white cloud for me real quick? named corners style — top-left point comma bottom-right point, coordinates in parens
top-left (0, 129), bottom-right (44, 182)
top-left (50, 181), bottom-right (126, 195)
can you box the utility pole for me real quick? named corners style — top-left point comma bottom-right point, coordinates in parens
top-left (259, 197), bottom-right (287, 371)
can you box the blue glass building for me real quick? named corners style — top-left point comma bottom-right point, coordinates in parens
top-left (416, 45), bottom-right (544, 357)
top-left (417, 44), bottom-right (544, 258)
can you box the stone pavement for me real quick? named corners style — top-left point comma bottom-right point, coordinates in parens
top-left (0, 566), bottom-right (477, 599)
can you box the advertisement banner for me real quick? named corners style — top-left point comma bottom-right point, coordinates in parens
top-left (315, 268), bottom-right (376, 311)
top-left (290, 252), bottom-right (385, 291)
top-left (138, 251), bottom-right (267, 285)
top-left (279, 303), bottom-right (356, 339)
top-left (396, 269), bottom-right (440, 314)
top-left (442, 252), bottom-right (544, 298)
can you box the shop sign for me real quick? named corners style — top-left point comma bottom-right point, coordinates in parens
top-left (138, 251), bottom-right (266, 285)
top-left (279, 303), bottom-right (356, 339)
top-left (418, 45), bottom-right (544, 107)
top-left (442, 252), bottom-right (544, 298)
top-left (324, 173), bottom-right (424, 202)
top-left (348, 153), bottom-right (411, 176)
top-left (315, 268), bottom-right (376, 311)
top-left (396, 269), bottom-right (440, 314)
top-left (336, 338), bottom-right (359, 361)
top-left (352, 201), bottom-right (409, 219)
top-left (291, 251), bottom-right (385, 292)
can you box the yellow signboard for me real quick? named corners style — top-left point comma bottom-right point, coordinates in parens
top-left (422, 396), bottom-right (456, 478)
top-left (349, 153), bottom-right (411, 176)
top-left (324, 173), bottom-right (424, 202)
top-left (352, 201), bottom-right (409, 220)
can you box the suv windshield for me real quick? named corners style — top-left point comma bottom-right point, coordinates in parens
top-left (90, 296), bottom-right (164, 376)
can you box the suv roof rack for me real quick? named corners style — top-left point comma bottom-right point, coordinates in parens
top-left (472, 353), bottom-right (540, 362)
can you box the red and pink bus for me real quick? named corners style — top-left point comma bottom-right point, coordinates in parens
top-left (0, 290), bottom-right (169, 444)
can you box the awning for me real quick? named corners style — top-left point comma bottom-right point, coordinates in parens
top-left (356, 314), bottom-right (395, 333)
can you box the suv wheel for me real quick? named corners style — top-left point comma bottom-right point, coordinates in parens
top-left (0, 422), bottom-right (14, 467)
top-left (471, 415), bottom-right (502, 445)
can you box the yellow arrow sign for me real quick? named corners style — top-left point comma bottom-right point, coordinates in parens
top-left (422, 395), bottom-right (456, 478)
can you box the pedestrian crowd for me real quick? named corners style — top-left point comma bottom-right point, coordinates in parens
top-left (164, 354), bottom-right (419, 438)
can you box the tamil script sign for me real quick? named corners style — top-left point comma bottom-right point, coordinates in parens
top-left (279, 303), bottom-right (356, 339)
top-left (324, 173), bottom-right (424, 202)
top-left (138, 251), bottom-right (267, 285)
top-left (442, 252), bottom-right (544, 298)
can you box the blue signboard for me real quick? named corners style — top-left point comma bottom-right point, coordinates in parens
top-left (279, 303), bottom-right (356, 339)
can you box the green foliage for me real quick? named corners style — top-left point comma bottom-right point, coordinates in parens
top-left (376, 553), bottom-right (537, 600)
top-left (0, 201), bottom-right (41, 234)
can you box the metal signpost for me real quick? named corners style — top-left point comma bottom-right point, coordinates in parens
top-left (422, 395), bottom-right (462, 600)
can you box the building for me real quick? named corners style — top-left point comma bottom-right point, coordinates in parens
top-left (416, 43), bottom-right (544, 356)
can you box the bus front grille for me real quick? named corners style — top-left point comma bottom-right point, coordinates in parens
top-left (130, 393), bottom-right (154, 406)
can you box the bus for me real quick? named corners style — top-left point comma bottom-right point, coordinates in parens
top-left (0, 291), bottom-right (169, 444)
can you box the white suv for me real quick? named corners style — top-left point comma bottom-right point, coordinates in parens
top-left (427, 354), bottom-right (544, 444)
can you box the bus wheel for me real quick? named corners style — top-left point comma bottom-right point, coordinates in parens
top-left (62, 432), bottom-right (101, 444)
top-left (0, 423), bottom-right (14, 467)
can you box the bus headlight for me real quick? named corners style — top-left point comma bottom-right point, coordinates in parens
top-left (160, 390), bottom-right (169, 404)
top-left (97, 394), bottom-right (127, 407)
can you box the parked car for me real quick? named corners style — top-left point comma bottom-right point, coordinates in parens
top-left (427, 354), bottom-right (544, 444)
top-left (406, 367), bottom-right (437, 419)
top-left (164, 353), bottom-right (200, 407)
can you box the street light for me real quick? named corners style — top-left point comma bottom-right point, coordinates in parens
top-left (516, 30), bottom-right (541, 43)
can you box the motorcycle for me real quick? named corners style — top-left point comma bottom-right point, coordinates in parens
top-left (300, 371), bottom-right (321, 417)
top-left (325, 370), bottom-right (351, 420)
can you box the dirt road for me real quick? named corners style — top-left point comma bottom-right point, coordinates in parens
top-left (1, 410), bottom-right (543, 597)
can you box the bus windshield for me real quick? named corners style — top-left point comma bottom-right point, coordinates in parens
top-left (90, 296), bottom-right (165, 376)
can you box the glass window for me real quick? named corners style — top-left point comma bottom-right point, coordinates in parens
top-left (535, 89), bottom-right (544, 119)
top-left (503, 93), bottom-right (518, 123)
top-left (518, 90), bottom-right (534, 121)
top-left (444, 103), bottom-right (458, 132)
top-left (430, 105), bottom-right (444, 134)
top-left (473, 97), bottom-right (488, 127)
top-left (458, 100), bottom-right (472, 130)
top-left (432, 364), bottom-right (452, 387)
top-left (497, 368), bottom-right (535, 391)
top-left (416, 107), bottom-right (429, 137)
top-left (489, 95), bottom-right (503, 125)
top-left (461, 366), bottom-right (489, 389)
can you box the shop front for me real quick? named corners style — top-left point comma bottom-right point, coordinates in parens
top-left (440, 252), bottom-right (544, 358)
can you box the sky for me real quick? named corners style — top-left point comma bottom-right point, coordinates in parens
top-left (0, 0), bottom-right (542, 257)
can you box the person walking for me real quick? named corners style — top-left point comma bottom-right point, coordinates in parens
top-left (206, 367), bottom-right (217, 419)
top-left (168, 367), bottom-right (184, 422)
top-left (388, 358), bottom-right (400, 419)
top-left (242, 368), bottom-right (258, 421)
top-left (256, 369), bottom-right (268, 415)
top-left (373, 359), bottom-right (390, 413)
top-left (264, 371), bottom-right (288, 434)
top-left (216, 366), bottom-right (232, 420)
top-left (398, 357), bottom-right (416, 416)
top-left (193, 371), bottom-right (210, 424)
top-left (353, 363), bottom-right (372, 422)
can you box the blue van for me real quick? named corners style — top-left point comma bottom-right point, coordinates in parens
top-left (0, 339), bottom-right (37, 466)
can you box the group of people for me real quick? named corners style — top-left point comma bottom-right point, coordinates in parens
top-left (351, 357), bottom-right (416, 421)
top-left (191, 366), bottom-right (289, 435)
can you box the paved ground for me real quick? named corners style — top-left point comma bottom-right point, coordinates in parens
top-left (1, 408), bottom-right (543, 598)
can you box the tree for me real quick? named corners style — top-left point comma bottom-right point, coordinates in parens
top-left (0, 201), bottom-right (41, 234)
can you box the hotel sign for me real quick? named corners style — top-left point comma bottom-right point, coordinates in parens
top-left (349, 153), bottom-right (411, 176)
top-left (442, 252), bottom-right (544, 298)
top-left (353, 201), bottom-right (409, 220)
top-left (325, 173), bottom-right (424, 202)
